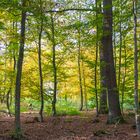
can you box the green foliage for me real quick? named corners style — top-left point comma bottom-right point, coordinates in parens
top-left (7, 98), bottom-right (80, 116)
top-left (87, 97), bottom-right (96, 109)
top-left (123, 97), bottom-right (134, 110)
top-left (0, 21), bottom-right (5, 30)
top-left (56, 99), bottom-right (80, 116)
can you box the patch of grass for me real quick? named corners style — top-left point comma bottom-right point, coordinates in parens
top-left (0, 104), bottom-right (7, 110)
top-left (56, 99), bottom-right (80, 116)
top-left (57, 108), bottom-right (80, 116)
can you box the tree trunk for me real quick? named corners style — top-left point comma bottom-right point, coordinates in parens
top-left (51, 15), bottom-right (57, 116)
top-left (78, 29), bottom-right (83, 111)
top-left (133, 0), bottom-right (140, 136)
top-left (77, 10), bottom-right (83, 111)
top-left (113, 27), bottom-right (116, 69)
top-left (99, 45), bottom-right (108, 114)
top-left (94, 0), bottom-right (99, 117)
top-left (117, 0), bottom-right (122, 91)
top-left (6, 56), bottom-right (12, 117)
top-left (98, 1), bottom-right (108, 114)
top-left (121, 40), bottom-right (126, 114)
top-left (15, 0), bottom-right (26, 138)
top-left (95, 36), bottom-right (99, 116)
top-left (102, 0), bottom-right (123, 123)
top-left (38, 17), bottom-right (44, 122)
top-left (3, 48), bottom-right (7, 104)
top-left (82, 61), bottom-right (87, 110)
top-left (6, 88), bottom-right (11, 116)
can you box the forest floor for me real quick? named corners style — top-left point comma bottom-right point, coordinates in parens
top-left (0, 111), bottom-right (139, 140)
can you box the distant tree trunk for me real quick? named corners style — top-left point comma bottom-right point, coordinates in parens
top-left (6, 87), bottom-right (11, 116)
top-left (6, 21), bottom-right (17, 116)
top-left (3, 49), bottom-right (7, 104)
top-left (65, 94), bottom-right (67, 102)
top-left (82, 61), bottom-right (87, 110)
top-left (121, 40), bottom-right (126, 114)
top-left (64, 82), bottom-right (67, 102)
top-left (102, 0), bottom-right (123, 123)
top-left (51, 15), bottom-right (57, 116)
top-left (15, 0), bottom-right (26, 138)
top-left (117, 0), bottom-right (122, 91)
top-left (133, 0), bottom-right (140, 136)
top-left (6, 56), bottom-right (12, 116)
top-left (10, 49), bottom-right (16, 106)
top-left (95, 27), bottom-right (99, 116)
top-left (38, 16), bottom-right (44, 122)
top-left (94, 0), bottom-right (101, 117)
top-left (78, 28), bottom-right (83, 111)
top-left (76, 10), bottom-right (83, 111)
top-left (9, 22), bottom-right (17, 107)
top-left (95, 46), bottom-right (99, 116)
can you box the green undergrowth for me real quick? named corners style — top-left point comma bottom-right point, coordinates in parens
top-left (56, 100), bottom-right (80, 116)
top-left (4, 98), bottom-right (80, 116)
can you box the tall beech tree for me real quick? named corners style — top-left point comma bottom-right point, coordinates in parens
top-left (98, 1), bottom-right (108, 114)
top-left (38, 2), bottom-right (44, 122)
top-left (77, 16), bottom-right (84, 111)
top-left (77, 33), bottom-right (84, 111)
top-left (14, 0), bottom-right (26, 138)
top-left (121, 40), bottom-right (126, 113)
top-left (102, 0), bottom-right (123, 123)
top-left (82, 61), bottom-right (87, 110)
top-left (133, 0), bottom-right (140, 136)
top-left (94, 0), bottom-right (99, 116)
top-left (117, 0), bottom-right (123, 91)
top-left (51, 14), bottom-right (57, 116)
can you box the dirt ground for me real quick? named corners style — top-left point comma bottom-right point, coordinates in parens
top-left (0, 111), bottom-right (139, 140)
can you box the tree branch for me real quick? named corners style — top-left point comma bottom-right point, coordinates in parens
top-left (44, 8), bottom-right (95, 13)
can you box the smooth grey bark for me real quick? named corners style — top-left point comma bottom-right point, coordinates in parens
top-left (51, 15), bottom-right (57, 116)
top-left (95, 46), bottom-right (99, 116)
top-left (121, 40), bottom-right (126, 114)
top-left (133, 0), bottom-right (139, 114)
top-left (37, 0), bottom-right (44, 122)
top-left (95, 0), bottom-right (99, 117)
top-left (38, 18), bottom-right (44, 122)
top-left (97, 1), bottom-right (108, 114)
top-left (6, 22), bottom-right (17, 117)
top-left (15, 0), bottom-right (26, 138)
top-left (82, 61), bottom-right (87, 110)
top-left (78, 30), bottom-right (83, 111)
top-left (77, 10), bottom-right (83, 111)
top-left (11, 48), bottom-right (17, 107)
top-left (6, 88), bottom-right (11, 116)
top-left (133, 0), bottom-right (140, 137)
top-left (102, 0), bottom-right (123, 123)
top-left (99, 44), bottom-right (108, 114)
top-left (117, 0), bottom-right (122, 91)
top-left (113, 26), bottom-right (117, 69)
top-left (6, 56), bottom-right (12, 116)
top-left (9, 22), bottom-right (17, 107)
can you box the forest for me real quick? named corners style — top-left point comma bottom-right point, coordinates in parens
top-left (0, 0), bottom-right (140, 140)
